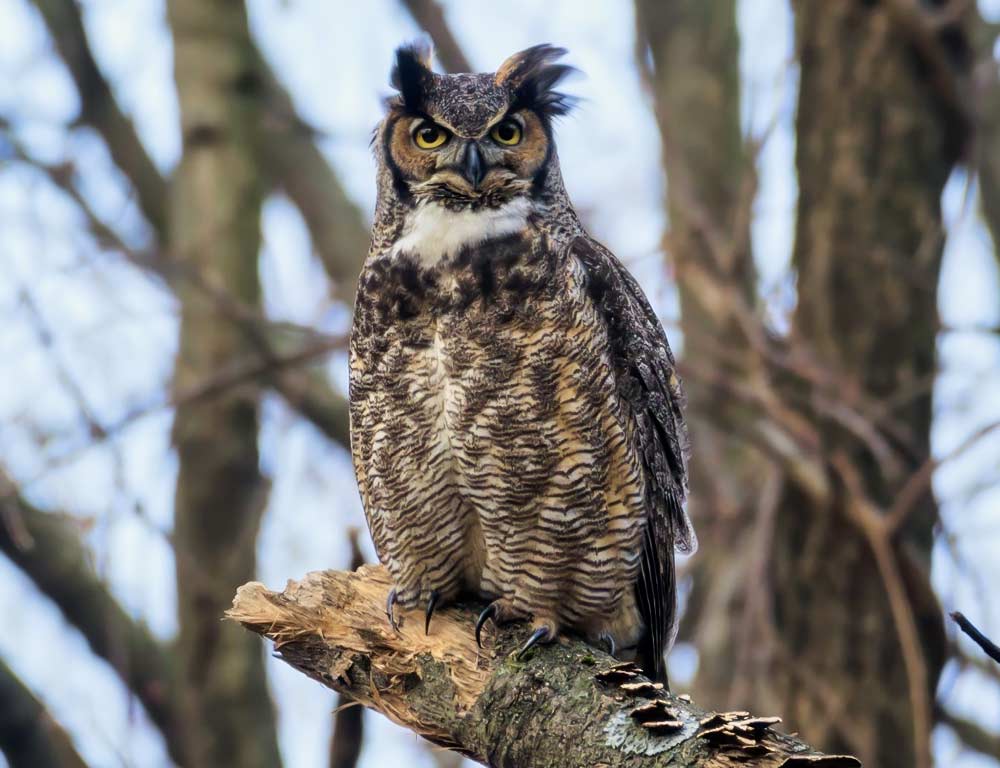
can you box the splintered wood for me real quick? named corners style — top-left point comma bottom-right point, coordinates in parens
top-left (229, 565), bottom-right (489, 712)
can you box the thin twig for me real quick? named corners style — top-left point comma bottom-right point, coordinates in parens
top-left (951, 612), bottom-right (1000, 665)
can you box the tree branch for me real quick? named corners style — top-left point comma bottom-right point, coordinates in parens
top-left (974, 16), bottom-right (1000, 266)
top-left (0, 657), bottom-right (89, 768)
top-left (227, 566), bottom-right (861, 768)
top-left (950, 612), bottom-right (1000, 665)
top-left (938, 707), bottom-right (1000, 761)
top-left (255, 61), bottom-right (370, 301)
top-left (29, 0), bottom-right (370, 299)
top-left (399, 0), bottom-right (472, 74)
top-left (20, 0), bottom-right (355, 449)
top-left (29, 0), bottom-right (168, 239)
top-left (0, 476), bottom-right (186, 766)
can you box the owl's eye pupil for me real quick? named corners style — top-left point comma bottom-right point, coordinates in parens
top-left (420, 127), bottom-right (439, 142)
top-left (497, 124), bottom-right (516, 142)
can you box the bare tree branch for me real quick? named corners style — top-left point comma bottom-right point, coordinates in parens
top-left (0, 475), bottom-right (186, 766)
top-left (28, 0), bottom-right (369, 300)
top-left (951, 612), bottom-right (1000, 665)
top-left (228, 566), bottom-right (861, 768)
top-left (399, 0), bottom-right (472, 73)
top-left (28, 0), bottom-right (168, 238)
top-left (939, 708), bottom-right (1000, 761)
top-left (0, 657), bottom-right (89, 768)
top-left (18, 0), bottom-right (355, 450)
top-left (255, 61), bottom-right (370, 301)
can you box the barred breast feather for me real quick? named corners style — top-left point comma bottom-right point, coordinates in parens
top-left (349, 226), bottom-right (692, 683)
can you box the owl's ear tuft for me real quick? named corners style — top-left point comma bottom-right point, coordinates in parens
top-left (496, 44), bottom-right (578, 119)
top-left (391, 38), bottom-right (434, 112)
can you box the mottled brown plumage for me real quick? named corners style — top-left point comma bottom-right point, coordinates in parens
top-left (350, 43), bottom-right (694, 683)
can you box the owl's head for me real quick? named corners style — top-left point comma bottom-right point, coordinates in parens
top-left (377, 42), bottom-right (576, 210)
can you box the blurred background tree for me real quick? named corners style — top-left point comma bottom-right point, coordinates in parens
top-left (0, 1), bottom-right (998, 767)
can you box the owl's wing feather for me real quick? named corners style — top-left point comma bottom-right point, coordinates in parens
top-left (571, 234), bottom-right (695, 683)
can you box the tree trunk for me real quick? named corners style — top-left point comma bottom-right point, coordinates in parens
top-left (769, 5), bottom-right (958, 766)
top-left (167, 1), bottom-right (281, 765)
top-left (638, 3), bottom-right (966, 767)
top-left (228, 566), bottom-right (861, 768)
top-left (634, 0), bottom-right (774, 703)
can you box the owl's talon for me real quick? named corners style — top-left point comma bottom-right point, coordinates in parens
top-left (424, 589), bottom-right (440, 635)
top-left (475, 602), bottom-right (499, 649)
top-left (598, 632), bottom-right (616, 657)
top-left (386, 588), bottom-right (401, 633)
top-left (517, 625), bottom-right (553, 659)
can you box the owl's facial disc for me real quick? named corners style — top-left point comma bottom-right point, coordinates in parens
top-left (387, 109), bottom-right (549, 208)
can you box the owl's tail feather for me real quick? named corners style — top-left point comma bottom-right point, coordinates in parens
top-left (635, 594), bottom-right (672, 687)
top-left (635, 502), bottom-right (679, 688)
top-left (636, 643), bottom-right (669, 687)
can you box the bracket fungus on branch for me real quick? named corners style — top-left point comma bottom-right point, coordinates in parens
top-left (227, 565), bottom-right (862, 768)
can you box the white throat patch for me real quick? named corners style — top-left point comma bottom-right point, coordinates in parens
top-left (392, 198), bottom-right (531, 266)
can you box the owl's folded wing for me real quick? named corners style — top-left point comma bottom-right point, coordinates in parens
top-left (571, 234), bottom-right (696, 683)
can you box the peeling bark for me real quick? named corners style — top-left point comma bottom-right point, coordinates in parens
top-left (228, 566), bottom-right (860, 768)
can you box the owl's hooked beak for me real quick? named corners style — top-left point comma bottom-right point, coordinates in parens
top-left (461, 141), bottom-right (486, 189)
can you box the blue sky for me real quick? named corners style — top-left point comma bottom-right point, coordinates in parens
top-left (0, 1), bottom-right (998, 766)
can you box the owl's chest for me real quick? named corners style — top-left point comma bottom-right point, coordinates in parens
top-left (353, 230), bottom-right (561, 353)
top-left (350, 233), bottom-right (580, 467)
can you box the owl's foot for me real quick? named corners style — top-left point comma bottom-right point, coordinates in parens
top-left (517, 618), bottom-right (558, 660)
top-left (424, 589), bottom-right (441, 635)
top-left (386, 588), bottom-right (401, 633)
top-left (598, 631), bottom-right (617, 658)
top-left (475, 597), bottom-right (523, 648)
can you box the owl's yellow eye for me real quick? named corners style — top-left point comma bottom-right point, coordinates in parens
top-left (413, 122), bottom-right (449, 149)
top-left (490, 120), bottom-right (522, 146)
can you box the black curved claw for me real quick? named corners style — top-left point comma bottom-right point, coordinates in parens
top-left (424, 590), bottom-right (440, 635)
top-left (598, 632), bottom-right (616, 658)
top-left (386, 588), bottom-right (400, 633)
top-left (517, 626), bottom-right (552, 660)
top-left (475, 602), bottom-right (499, 649)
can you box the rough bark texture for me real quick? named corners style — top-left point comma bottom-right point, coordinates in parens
top-left (0, 477), bottom-right (184, 765)
top-left (0, 658), bottom-right (88, 768)
top-left (228, 566), bottom-right (860, 768)
top-left (167, 1), bottom-right (280, 765)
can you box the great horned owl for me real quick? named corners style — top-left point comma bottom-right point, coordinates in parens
top-left (350, 43), bottom-right (695, 683)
